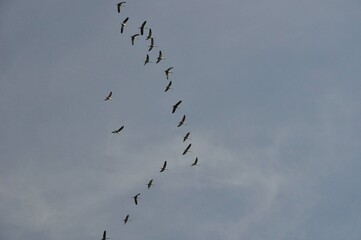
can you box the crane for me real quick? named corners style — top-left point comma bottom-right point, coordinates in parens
top-left (101, 231), bottom-right (109, 240)
top-left (148, 38), bottom-right (157, 51)
top-left (117, 2), bottom-right (126, 12)
top-left (183, 132), bottom-right (191, 142)
top-left (139, 21), bottom-right (147, 35)
top-left (156, 50), bottom-right (165, 63)
top-left (165, 67), bottom-right (173, 79)
top-left (146, 28), bottom-right (153, 41)
top-left (172, 100), bottom-right (182, 113)
top-left (144, 54), bottom-right (152, 65)
top-left (133, 193), bottom-right (140, 205)
top-left (177, 115), bottom-right (186, 127)
top-left (104, 91), bottom-right (112, 101)
top-left (120, 17), bottom-right (129, 34)
top-left (183, 144), bottom-right (191, 155)
top-left (112, 126), bottom-right (124, 134)
top-left (160, 161), bottom-right (167, 172)
top-left (131, 34), bottom-right (140, 45)
top-left (123, 214), bottom-right (130, 224)
top-left (191, 157), bottom-right (199, 166)
top-left (165, 81), bottom-right (172, 92)
top-left (147, 179), bottom-right (154, 189)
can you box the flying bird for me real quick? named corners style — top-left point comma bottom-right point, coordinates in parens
top-left (164, 81), bottom-right (172, 92)
top-left (156, 50), bottom-right (165, 63)
top-left (144, 54), bottom-right (152, 65)
top-left (101, 231), bottom-right (109, 240)
top-left (133, 193), bottom-right (140, 205)
top-left (148, 38), bottom-right (157, 51)
top-left (191, 157), bottom-right (199, 166)
top-left (146, 28), bottom-right (153, 40)
top-left (112, 126), bottom-right (124, 134)
top-left (177, 115), bottom-right (186, 127)
top-left (104, 91), bottom-right (112, 101)
top-left (120, 17), bottom-right (129, 33)
top-left (147, 179), bottom-right (153, 189)
top-left (165, 67), bottom-right (173, 79)
top-left (139, 21), bottom-right (147, 35)
top-left (183, 143), bottom-right (191, 155)
top-left (117, 2), bottom-right (126, 12)
top-left (160, 161), bottom-right (167, 172)
top-left (172, 100), bottom-right (182, 113)
top-left (123, 214), bottom-right (130, 224)
top-left (183, 132), bottom-right (191, 142)
top-left (131, 34), bottom-right (140, 45)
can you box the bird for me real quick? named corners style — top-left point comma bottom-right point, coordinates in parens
top-left (117, 2), bottom-right (126, 12)
top-left (131, 34), bottom-right (140, 45)
top-left (101, 231), bottom-right (109, 240)
top-left (165, 67), bottom-right (173, 79)
top-left (112, 126), bottom-right (124, 134)
top-left (172, 100), bottom-right (182, 113)
top-left (144, 54), bottom-right (152, 65)
top-left (104, 91), bottom-right (112, 101)
top-left (146, 28), bottom-right (153, 40)
top-left (147, 179), bottom-right (154, 189)
top-left (191, 157), bottom-right (199, 166)
top-left (164, 81), bottom-right (172, 92)
top-left (123, 214), bottom-right (130, 224)
top-left (177, 115), bottom-right (186, 127)
top-left (133, 193), bottom-right (140, 205)
top-left (183, 143), bottom-right (191, 155)
top-left (120, 17), bottom-right (129, 34)
top-left (156, 50), bottom-right (165, 63)
top-left (148, 38), bottom-right (157, 51)
top-left (183, 132), bottom-right (191, 142)
top-left (139, 21), bottom-right (147, 35)
top-left (160, 161), bottom-right (167, 172)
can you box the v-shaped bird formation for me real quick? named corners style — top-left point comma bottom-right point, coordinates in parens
top-left (100, 2), bottom-right (201, 238)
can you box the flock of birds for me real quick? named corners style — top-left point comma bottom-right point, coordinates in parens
top-left (100, 2), bottom-right (200, 239)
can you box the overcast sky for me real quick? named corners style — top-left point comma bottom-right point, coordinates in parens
top-left (1, 0), bottom-right (361, 239)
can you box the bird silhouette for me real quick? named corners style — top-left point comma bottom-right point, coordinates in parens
top-left (120, 17), bottom-right (129, 34)
top-left (191, 157), bottom-right (199, 166)
top-left (165, 67), bottom-right (173, 79)
top-left (144, 54), bottom-right (152, 65)
top-left (104, 91), bottom-right (112, 101)
top-left (165, 81), bottom-right (172, 92)
top-left (101, 231), bottom-right (109, 240)
top-left (160, 161), bottom-right (167, 172)
top-left (139, 21), bottom-right (147, 35)
top-left (147, 179), bottom-right (154, 189)
top-left (156, 50), bottom-right (165, 63)
top-left (183, 132), bottom-right (191, 142)
top-left (172, 100), bottom-right (182, 113)
top-left (123, 214), bottom-right (130, 224)
top-left (133, 193), bottom-right (140, 205)
top-left (177, 115), bottom-right (186, 127)
top-left (117, 2), bottom-right (126, 12)
top-left (112, 126), bottom-right (124, 134)
top-left (183, 144), bottom-right (191, 155)
top-left (131, 34), bottom-right (140, 45)
top-left (148, 38), bottom-right (157, 51)
top-left (146, 28), bottom-right (153, 40)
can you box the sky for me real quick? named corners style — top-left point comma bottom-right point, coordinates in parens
top-left (1, 0), bottom-right (361, 239)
